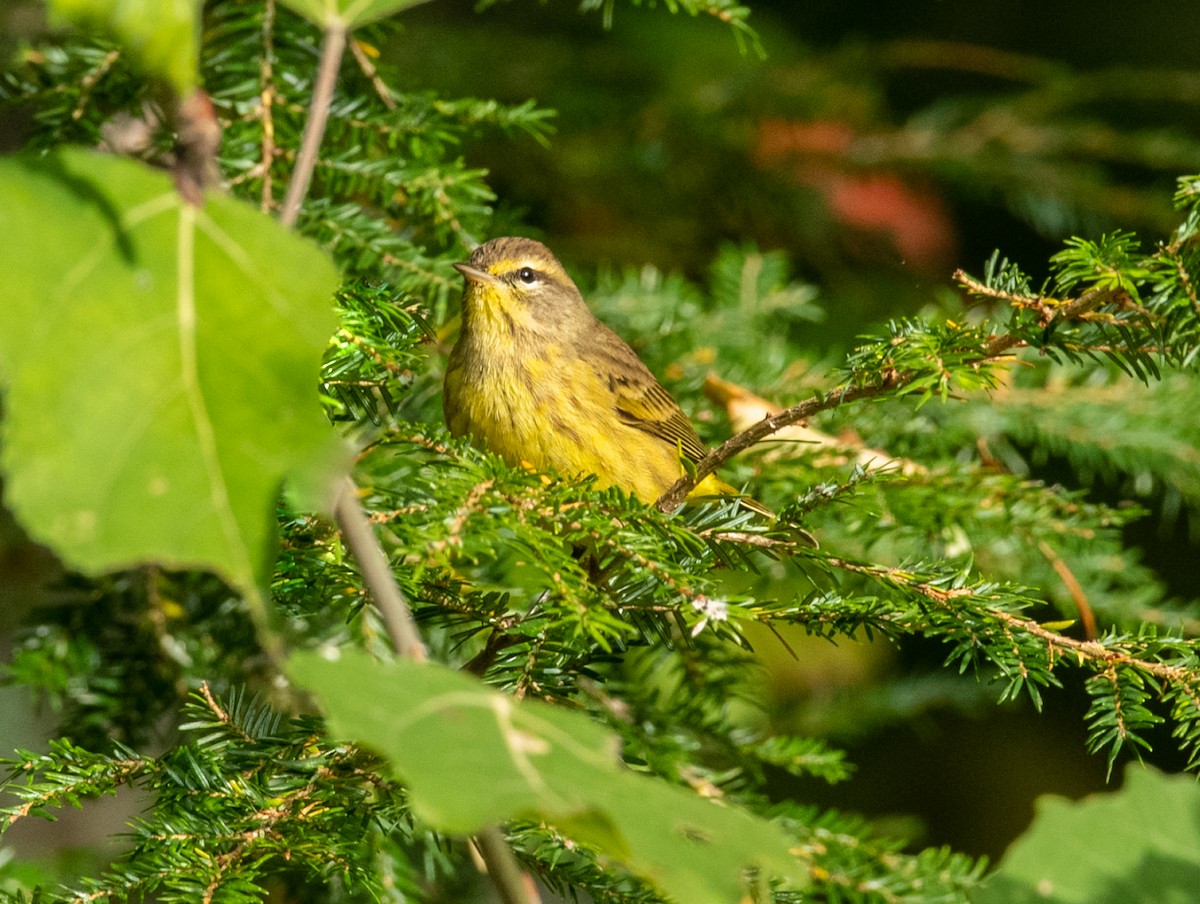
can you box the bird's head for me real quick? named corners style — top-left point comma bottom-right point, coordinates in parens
top-left (454, 237), bottom-right (588, 337)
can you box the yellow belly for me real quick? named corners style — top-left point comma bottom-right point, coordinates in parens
top-left (444, 344), bottom-right (682, 503)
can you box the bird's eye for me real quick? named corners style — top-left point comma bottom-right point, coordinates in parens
top-left (517, 267), bottom-right (537, 284)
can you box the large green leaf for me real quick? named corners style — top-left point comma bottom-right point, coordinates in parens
top-left (0, 149), bottom-right (344, 601)
top-left (277, 0), bottom-right (432, 28)
top-left (976, 765), bottom-right (1200, 904)
top-left (292, 649), bottom-right (809, 904)
top-left (49, 0), bottom-right (201, 94)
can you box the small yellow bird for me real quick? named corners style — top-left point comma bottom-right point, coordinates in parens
top-left (443, 236), bottom-right (773, 516)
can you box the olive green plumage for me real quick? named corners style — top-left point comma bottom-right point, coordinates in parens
top-left (443, 236), bottom-right (771, 514)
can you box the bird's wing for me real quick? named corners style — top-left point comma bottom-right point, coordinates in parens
top-left (589, 337), bottom-right (709, 462)
top-left (613, 377), bottom-right (709, 462)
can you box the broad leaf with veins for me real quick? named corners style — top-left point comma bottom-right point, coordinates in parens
top-left (293, 650), bottom-right (810, 904)
top-left (0, 149), bottom-right (343, 599)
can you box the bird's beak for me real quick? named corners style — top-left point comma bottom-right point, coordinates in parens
top-left (453, 262), bottom-right (500, 287)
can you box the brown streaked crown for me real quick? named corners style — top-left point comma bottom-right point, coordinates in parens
top-left (468, 237), bottom-right (572, 285)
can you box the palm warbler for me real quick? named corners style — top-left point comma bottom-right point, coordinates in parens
top-left (443, 236), bottom-right (772, 515)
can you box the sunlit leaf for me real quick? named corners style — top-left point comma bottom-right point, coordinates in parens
top-left (292, 649), bottom-right (809, 904)
top-left (0, 149), bottom-right (345, 602)
top-left (977, 765), bottom-right (1200, 904)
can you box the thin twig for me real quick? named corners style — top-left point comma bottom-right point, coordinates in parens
top-left (1038, 540), bottom-right (1097, 640)
top-left (993, 608), bottom-right (1197, 687)
top-left (656, 284), bottom-right (1119, 512)
top-left (475, 826), bottom-right (542, 904)
top-left (333, 477), bottom-right (427, 662)
top-left (279, 22), bottom-right (347, 229)
top-left (349, 37), bottom-right (397, 110)
top-left (656, 383), bottom-right (896, 512)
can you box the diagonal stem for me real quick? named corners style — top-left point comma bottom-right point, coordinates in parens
top-left (475, 826), bottom-right (538, 904)
top-left (279, 21), bottom-right (346, 229)
top-left (333, 477), bottom-right (426, 661)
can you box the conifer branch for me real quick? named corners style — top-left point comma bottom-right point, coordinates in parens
top-left (808, 554), bottom-right (1200, 711)
top-left (4, 757), bottom-right (150, 827)
top-left (656, 284), bottom-right (1120, 512)
top-left (989, 607), bottom-right (1197, 687)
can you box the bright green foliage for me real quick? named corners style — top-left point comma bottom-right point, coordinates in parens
top-left (977, 765), bottom-right (1200, 904)
top-left (588, 243), bottom-right (825, 394)
top-left (48, 0), bottom-right (201, 92)
top-left (294, 650), bottom-right (810, 903)
top-left (322, 281), bottom-right (433, 424)
top-left (0, 149), bottom-right (344, 606)
top-left (3, 2), bottom-right (1200, 904)
top-left (1, 688), bottom-right (431, 902)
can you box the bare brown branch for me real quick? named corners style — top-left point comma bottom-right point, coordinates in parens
top-left (333, 478), bottom-right (427, 662)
